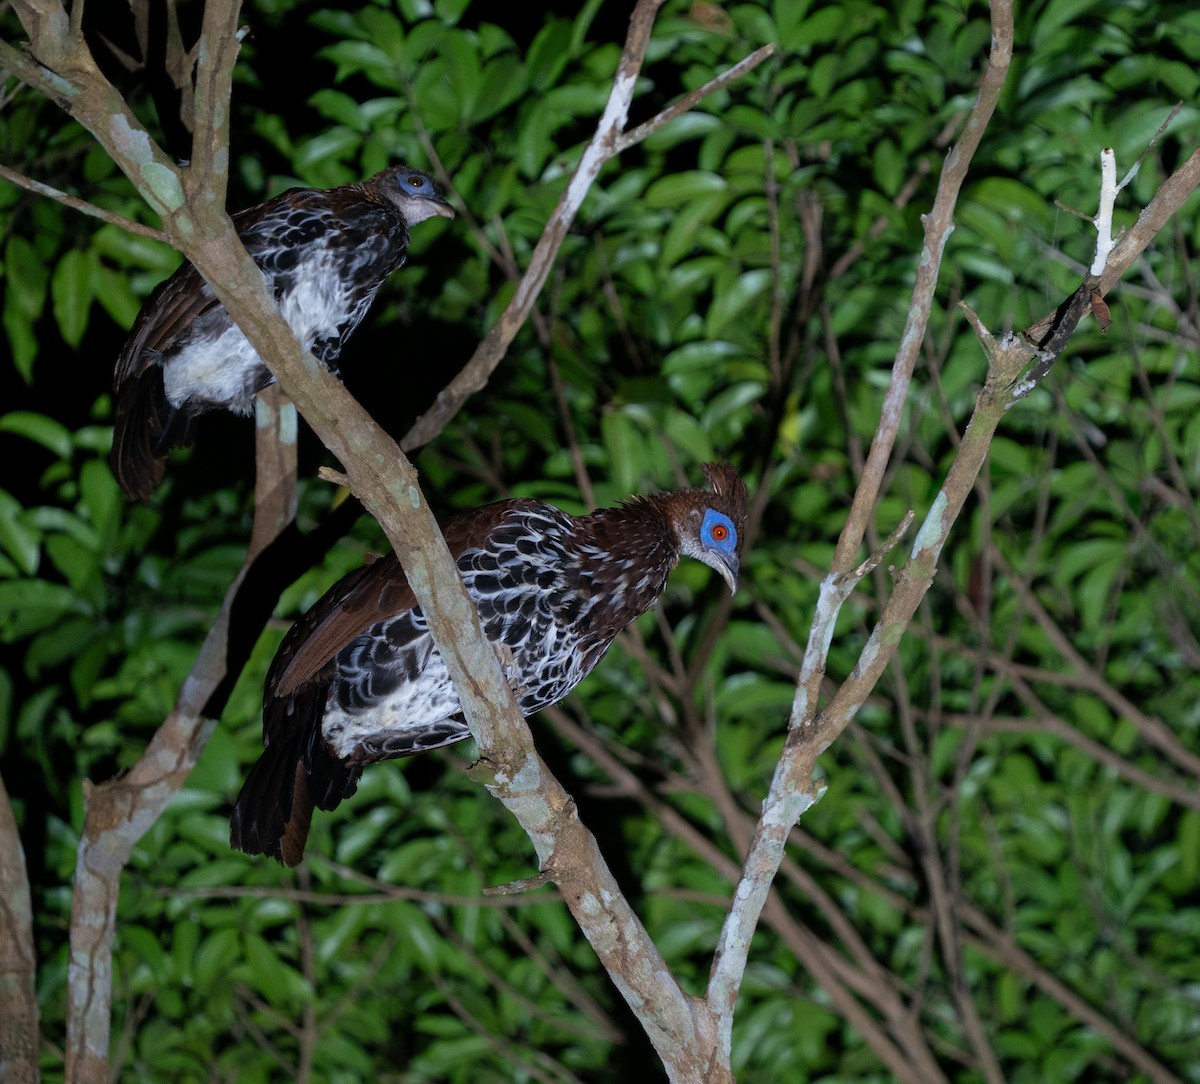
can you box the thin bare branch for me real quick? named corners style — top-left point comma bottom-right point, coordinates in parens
top-left (614, 43), bottom-right (775, 152)
top-left (402, 34), bottom-right (774, 452)
top-left (0, 162), bottom-right (168, 240)
top-left (706, 0), bottom-right (1016, 1060)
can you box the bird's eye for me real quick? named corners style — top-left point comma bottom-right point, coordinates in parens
top-left (701, 508), bottom-right (736, 550)
top-left (406, 175), bottom-right (425, 188)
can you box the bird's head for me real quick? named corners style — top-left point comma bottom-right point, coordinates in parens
top-left (671, 462), bottom-right (749, 594)
top-left (377, 166), bottom-right (456, 224)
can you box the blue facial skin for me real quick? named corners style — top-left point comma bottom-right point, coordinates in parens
top-left (702, 508), bottom-right (738, 556)
top-left (402, 173), bottom-right (438, 196)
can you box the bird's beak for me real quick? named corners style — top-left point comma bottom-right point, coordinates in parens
top-left (715, 553), bottom-right (739, 595)
top-left (432, 198), bottom-right (456, 220)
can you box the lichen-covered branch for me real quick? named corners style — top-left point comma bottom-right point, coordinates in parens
top-left (704, 1), bottom-right (1200, 1071)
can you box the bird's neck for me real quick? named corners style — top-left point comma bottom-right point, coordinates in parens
top-left (578, 497), bottom-right (680, 618)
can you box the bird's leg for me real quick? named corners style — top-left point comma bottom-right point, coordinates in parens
top-left (310, 337), bottom-right (343, 378)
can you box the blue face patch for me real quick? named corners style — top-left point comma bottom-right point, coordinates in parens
top-left (701, 509), bottom-right (737, 555)
top-left (402, 172), bottom-right (436, 196)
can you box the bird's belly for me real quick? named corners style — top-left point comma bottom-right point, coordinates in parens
top-left (163, 324), bottom-right (267, 414)
top-left (319, 617), bottom-right (602, 762)
top-left (162, 257), bottom-right (361, 414)
top-left (322, 659), bottom-right (463, 761)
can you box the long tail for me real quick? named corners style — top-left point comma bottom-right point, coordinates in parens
top-left (231, 689), bottom-right (362, 866)
top-left (230, 723), bottom-right (318, 867)
top-left (110, 368), bottom-right (193, 502)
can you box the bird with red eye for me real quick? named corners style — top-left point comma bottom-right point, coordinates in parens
top-left (231, 463), bottom-right (749, 866)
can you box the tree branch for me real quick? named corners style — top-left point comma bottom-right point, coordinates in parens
top-left (704, 1), bottom-right (1017, 1059)
top-left (703, 3), bottom-right (1200, 1067)
top-left (0, 163), bottom-right (168, 241)
top-left (401, 28), bottom-right (774, 452)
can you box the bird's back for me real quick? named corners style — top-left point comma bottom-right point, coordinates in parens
top-left (116, 188), bottom-right (412, 396)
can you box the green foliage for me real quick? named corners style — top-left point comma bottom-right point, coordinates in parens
top-left (2, 0), bottom-right (1199, 1081)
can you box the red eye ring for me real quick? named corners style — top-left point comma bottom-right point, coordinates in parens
top-left (710, 524), bottom-right (728, 542)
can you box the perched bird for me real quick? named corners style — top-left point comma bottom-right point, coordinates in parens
top-left (231, 463), bottom-right (748, 866)
top-left (110, 166), bottom-right (454, 501)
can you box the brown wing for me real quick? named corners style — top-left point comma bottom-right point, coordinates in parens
top-left (266, 501), bottom-right (522, 704)
top-left (232, 501), bottom-right (538, 865)
top-left (112, 262), bottom-right (215, 385)
top-left (268, 553), bottom-right (409, 703)
top-left (232, 547), bottom-right (409, 865)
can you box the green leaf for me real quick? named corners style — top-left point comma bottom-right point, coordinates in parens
top-left (706, 268), bottom-right (772, 339)
top-left (773, 0), bottom-right (815, 50)
top-left (526, 19), bottom-right (573, 89)
top-left (3, 235), bottom-right (49, 380)
top-left (51, 247), bottom-right (95, 348)
top-left (80, 458), bottom-right (121, 548)
top-left (0, 489), bottom-right (40, 575)
top-left (241, 932), bottom-right (312, 1004)
top-left (0, 411), bottom-right (74, 459)
top-left (644, 170), bottom-right (729, 208)
top-left (0, 579), bottom-right (82, 639)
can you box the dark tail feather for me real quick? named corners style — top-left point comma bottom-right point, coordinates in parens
top-left (231, 688), bottom-right (363, 866)
top-left (110, 368), bottom-right (193, 502)
top-left (231, 726), bottom-right (316, 867)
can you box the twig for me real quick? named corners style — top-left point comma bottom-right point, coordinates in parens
top-left (1089, 147), bottom-right (1119, 276)
top-left (428, 971), bottom-right (585, 1084)
top-left (1024, 133), bottom-right (1200, 357)
top-left (964, 910), bottom-right (1185, 1084)
top-left (316, 465), bottom-right (351, 487)
top-left (0, 162), bottom-right (169, 241)
top-left (401, 36), bottom-right (776, 452)
top-left (157, 880), bottom-right (555, 907)
top-left (295, 868), bottom-right (317, 1084)
top-left (484, 871), bottom-right (555, 896)
top-left (614, 44), bottom-right (775, 152)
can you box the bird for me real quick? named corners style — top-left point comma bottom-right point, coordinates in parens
top-left (230, 463), bottom-right (749, 866)
top-left (109, 165), bottom-right (454, 502)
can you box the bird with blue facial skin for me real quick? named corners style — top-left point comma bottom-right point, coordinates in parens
top-left (110, 166), bottom-right (454, 502)
top-left (231, 463), bottom-right (749, 866)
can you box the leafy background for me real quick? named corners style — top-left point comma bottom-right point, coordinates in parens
top-left (2, 0), bottom-right (1199, 1080)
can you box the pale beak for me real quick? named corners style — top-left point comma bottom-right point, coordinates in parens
top-left (715, 552), bottom-right (739, 595)
top-left (431, 197), bottom-right (456, 220)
